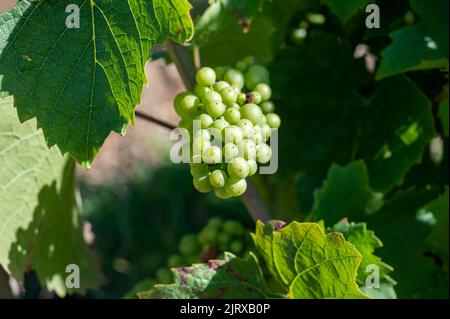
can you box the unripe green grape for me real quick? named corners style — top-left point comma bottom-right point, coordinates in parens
top-left (207, 217), bottom-right (223, 229)
top-left (192, 135), bottom-right (211, 156)
top-left (245, 65), bottom-right (270, 90)
top-left (260, 101), bottom-right (275, 114)
top-left (168, 254), bottom-right (183, 268)
top-left (215, 187), bottom-right (232, 199)
top-left (220, 87), bottom-right (238, 106)
top-left (193, 172), bottom-right (213, 193)
top-left (240, 103), bottom-right (264, 125)
top-left (224, 69), bottom-right (245, 89)
top-left (235, 60), bottom-right (248, 72)
top-left (243, 56), bottom-right (256, 67)
top-left (222, 125), bottom-right (244, 144)
top-left (206, 101), bottom-right (226, 118)
top-left (266, 113), bottom-right (281, 129)
top-left (194, 128), bottom-right (211, 141)
top-left (203, 91), bottom-right (222, 105)
top-left (249, 126), bottom-right (264, 144)
top-left (209, 169), bottom-right (228, 188)
top-left (237, 93), bottom-right (247, 105)
top-left (198, 227), bottom-right (217, 244)
top-left (254, 83), bottom-right (272, 102)
top-left (202, 145), bottom-right (222, 164)
top-left (179, 94), bottom-right (200, 117)
top-left (213, 81), bottom-right (230, 92)
top-left (230, 240), bottom-right (243, 254)
top-left (214, 66), bottom-right (229, 81)
top-left (190, 163), bottom-right (208, 176)
top-left (211, 118), bottom-right (229, 133)
top-left (156, 267), bottom-right (172, 284)
top-left (249, 91), bottom-right (262, 104)
top-left (223, 143), bottom-right (239, 162)
top-left (227, 157), bottom-right (249, 179)
top-left (196, 113), bottom-right (214, 129)
top-left (236, 119), bottom-right (254, 138)
top-left (196, 67), bottom-right (216, 86)
top-left (218, 233), bottom-right (231, 246)
top-left (260, 124), bottom-right (272, 141)
top-left (194, 84), bottom-right (212, 100)
top-left (247, 159), bottom-right (258, 176)
top-left (223, 220), bottom-right (244, 236)
top-left (179, 234), bottom-right (199, 256)
top-left (237, 139), bottom-right (257, 160)
top-left (226, 177), bottom-right (247, 196)
top-left (178, 118), bottom-right (193, 131)
top-left (257, 143), bottom-right (272, 164)
top-left (174, 92), bottom-right (191, 117)
top-left (224, 107), bottom-right (241, 124)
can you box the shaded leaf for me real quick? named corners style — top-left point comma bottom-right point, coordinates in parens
top-left (321, 0), bottom-right (372, 24)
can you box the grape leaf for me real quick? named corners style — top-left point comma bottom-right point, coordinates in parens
top-left (321, 0), bottom-right (372, 24)
top-left (377, 0), bottom-right (449, 80)
top-left (252, 220), bottom-right (369, 299)
top-left (139, 252), bottom-right (269, 299)
top-left (360, 75), bottom-right (436, 192)
top-left (366, 188), bottom-right (448, 298)
top-left (0, 96), bottom-right (101, 296)
top-left (314, 161), bottom-right (383, 225)
top-left (425, 187), bottom-right (449, 271)
top-left (0, 0), bottom-right (194, 167)
top-left (331, 220), bottom-right (397, 299)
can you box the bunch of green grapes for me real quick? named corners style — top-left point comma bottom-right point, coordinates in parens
top-left (154, 217), bottom-right (251, 284)
top-left (174, 57), bottom-right (281, 199)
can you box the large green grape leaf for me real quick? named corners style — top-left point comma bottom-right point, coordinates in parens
top-left (0, 0), bottom-right (193, 167)
top-left (425, 187), bottom-right (449, 271)
top-left (377, 0), bottom-right (449, 80)
top-left (366, 188), bottom-right (448, 298)
top-left (360, 76), bottom-right (436, 192)
top-left (331, 220), bottom-right (396, 299)
top-left (139, 252), bottom-right (269, 299)
top-left (252, 220), bottom-right (369, 299)
top-left (0, 96), bottom-right (101, 296)
top-left (314, 161), bottom-right (383, 225)
top-left (321, 0), bottom-right (372, 24)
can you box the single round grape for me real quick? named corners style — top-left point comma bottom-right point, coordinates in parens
top-left (206, 101), bottom-right (226, 118)
top-left (222, 125), bottom-right (244, 144)
top-left (190, 163), bottom-right (208, 176)
top-left (243, 56), bottom-right (256, 67)
top-left (178, 118), bottom-right (193, 132)
top-left (241, 103), bottom-right (264, 125)
top-left (226, 178), bottom-right (247, 196)
top-left (223, 220), bottom-right (244, 236)
top-left (209, 169), bottom-right (228, 188)
top-left (203, 90), bottom-right (222, 105)
top-left (156, 267), bottom-right (173, 284)
top-left (196, 67), bottom-right (216, 86)
top-left (193, 172), bottom-right (213, 193)
top-left (211, 118), bottom-right (229, 133)
top-left (223, 143), bottom-right (239, 162)
top-left (213, 81), bottom-right (230, 92)
top-left (245, 65), bottom-right (270, 90)
top-left (179, 94), bottom-right (200, 117)
top-left (207, 217), bottom-right (223, 229)
top-left (194, 84), bottom-right (212, 100)
top-left (247, 159), bottom-right (258, 176)
top-left (196, 113), bottom-right (214, 129)
top-left (168, 254), bottom-right (183, 268)
top-left (202, 145), bottom-right (222, 164)
top-left (224, 69), bottom-right (245, 89)
top-left (254, 83), bottom-right (272, 102)
top-left (249, 91), bottom-right (262, 104)
top-left (236, 119), bottom-right (254, 138)
top-left (220, 87), bottom-right (238, 106)
top-left (227, 157), bottom-right (249, 179)
top-left (174, 92), bottom-right (191, 117)
top-left (249, 126), bottom-right (264, 144)
top-left (237, 93), bottom-right (247, 105)
top-left (194, 128), bottom-right (211, 141)
top-left (260, 101), bottom-right (275, 114)
top-left (214, 66), bottom-right (229, 81)
top-left (224, 107), bottom-right (241, 124)
top-left (237, 139), bottom-right (257, 160)
top-left (179, 234), bottom-right (199, 256)
top-left (266, 113), bottom-right (281, 129)
top-left (198, 227), bottom-right (217, 244)
top-left (215, 187), bottom-right (232, 199)
top-left (230, 240), bottom-right (243, 254)
top-left (235, 60), bottom-right (248, 72)
top-left (218, 232), bottom-right (231, 245)
top-left (260, 123), bottom-right (272, 141)
top-left (257, 143), bottom-right (272, 164)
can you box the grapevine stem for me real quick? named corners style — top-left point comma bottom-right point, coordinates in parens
top-left (166, 40), bottom-right (273, 222)
top-left (135, 110), bottom-right (176, 130)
